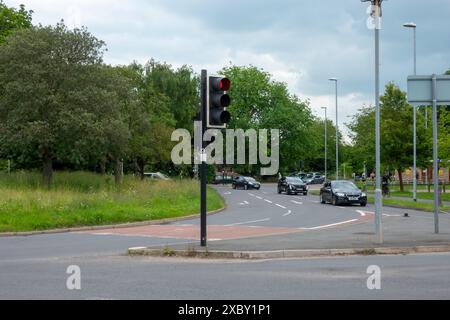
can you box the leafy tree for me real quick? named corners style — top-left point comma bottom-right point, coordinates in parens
top-left (221, 65), bottom-right (315, 175)
top-left (0, 1), bottom-right (33, 43)
top-left (116, 63), bottom-right (176, 179)
top-left (348, 82), bottom-right (432, 191)
top-left (0, 23), bottom-right (129, 188)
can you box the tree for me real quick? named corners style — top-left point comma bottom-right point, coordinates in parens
top-left (116, 63), bottom-right (176, 179)
top-left (0, 23), bottom-right (129, 188)
top-left (0, 1), bottom-right (33, 43)
top-left (221, 65), bottom-right (315, 175)
top-left (348, 82), bottom-right (432, 191)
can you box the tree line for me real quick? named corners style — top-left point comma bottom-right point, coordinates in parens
top-left (0, 2), bottom-right (448, 190)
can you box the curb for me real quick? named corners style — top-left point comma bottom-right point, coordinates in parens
top-left (127, 245), bottom-right (450, 260)
top-left (0, 206), bottom-right (227, 238)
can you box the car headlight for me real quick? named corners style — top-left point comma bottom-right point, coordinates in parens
top-left (361, 193), bottom-right (367, 198)
top-left (336, 193), bottom-right (346, 197)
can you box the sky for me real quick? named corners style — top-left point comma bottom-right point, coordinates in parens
top-left (5, 0), bottom-right (450, 135)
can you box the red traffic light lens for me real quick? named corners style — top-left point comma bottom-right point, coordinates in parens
top-left (219, 78), bottom-right (231, 91)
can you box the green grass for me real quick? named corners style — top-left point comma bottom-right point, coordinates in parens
top-left (0, 172), bottom-right (224, 233)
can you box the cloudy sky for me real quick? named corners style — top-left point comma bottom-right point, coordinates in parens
top-left (5, 0), bottom-right (450, 132)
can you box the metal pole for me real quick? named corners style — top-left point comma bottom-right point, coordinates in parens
top-left (413, 26), bottom-right (418, 202)
top-left (323, 107), bottom-right (328, 181)
top-left (374, 2), bottom-right (383, 244)
top-left (200, 70), bottom-right (208, 247)
top-left (335, 81), bottom-right (339, 181)
top-left (432, 74), bottom-right (439, 234)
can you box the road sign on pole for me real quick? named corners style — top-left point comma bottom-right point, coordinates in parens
top-left (407, 74), bottom-right (450, 234)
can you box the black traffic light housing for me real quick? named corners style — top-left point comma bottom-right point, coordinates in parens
top-left (207, 76), bottom-right (231, 128)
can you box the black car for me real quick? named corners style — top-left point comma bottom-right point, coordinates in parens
top-left (320, 181), bottom-right (367, 207)
top-left (304, 173), bottom-right (326, 185)
top-left (232, 177), bottom-right (261, 190)
top-left (212, 175), bottom-right (235, 185)
top-left (278, 176), bottom-right (308, 196)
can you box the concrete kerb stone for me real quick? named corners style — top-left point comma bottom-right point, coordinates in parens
top-left (127, 245), bottom-right (450, 260)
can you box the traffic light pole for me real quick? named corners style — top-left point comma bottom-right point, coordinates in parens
top-left (200, 70), bottom-right (208, 247)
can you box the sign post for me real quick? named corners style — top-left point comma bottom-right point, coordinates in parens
top-left (408, 75), bottom-right (450, 234)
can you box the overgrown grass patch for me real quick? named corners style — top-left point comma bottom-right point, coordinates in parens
top-left (0, 172), bottom-right (224, 232)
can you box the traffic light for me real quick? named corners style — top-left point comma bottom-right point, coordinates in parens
top-left (208, 76), bottom-right (231, 128)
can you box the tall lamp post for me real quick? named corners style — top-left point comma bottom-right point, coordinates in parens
top-left (361, 0), bottom-right (384, 244)
top-left (322, 107), bottom-right (328, 182)
top-left (403, 22), bottom-right (418, 202)
top-left (328, 78), bottom-right (339, 180)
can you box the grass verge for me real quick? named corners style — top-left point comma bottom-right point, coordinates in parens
top-left (0, 172), bottom-right (224, 233)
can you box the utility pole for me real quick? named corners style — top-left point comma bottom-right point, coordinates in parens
top-left (328, 78), bottom-right (339, 180)
top-left (362, 0), bottom-right (384, 244)
top-left (322, 107), bottom-right (328, 181)
top-left (403, 22), bottom-right (418, 202)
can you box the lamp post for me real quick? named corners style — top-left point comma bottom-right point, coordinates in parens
top-left (322, 107), bottom-right (328, 182)
top-left (361, 0), bottom-right (384, 244)
top-left (403, 22), bottom-right (418, 202)
top-left (328, 78), bottom-right (339, 180)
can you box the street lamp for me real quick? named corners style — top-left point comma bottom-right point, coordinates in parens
top-left (403, 22), bottom-right (418, 202)
top-left (322, 107), bottom-right (328, 182)
top-left (328, 78), bottom-right (339, 180)
top-left (361, 0), bottom-right (384, 244)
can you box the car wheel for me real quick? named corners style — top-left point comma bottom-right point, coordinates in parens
top-left (332, 196), bottom-right (338, 206)
top-left (245, 185), bottom-right (249, 191)
top-left (304, 192), bottom-right (308, 196)
top-left (320, 194), bottom-right (326, 204)
top-left (232, 184), bottom-right (236, 190)
top-left (278, 188), bottom-right (282, 194)
top-left (360, 202), bottom-right (367, 207)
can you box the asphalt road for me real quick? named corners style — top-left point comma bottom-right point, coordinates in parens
top-left (1, 183), bottom-right (449, 299)
top-left (1, 252), bottom-right (450, 300)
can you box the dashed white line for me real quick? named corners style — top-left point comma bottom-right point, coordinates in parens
top-left (244, 201), bottom-right (249, 205)
top-left (283, 210), bottom-right (293, 217)
top-left (265, 199), bottom-right (273, 204)
top-left (276, 204), bottom-right (287, 209)
top-left (256, 196), bottom-right (264, 200)
top-left (224, 218), bottom-right (271, 227)
top-left (291, 200), bottom-right (303, 205)
top-left (248, 193), bottom-right (255, 197)
top-left (356, 210), bottom-right (367, 217)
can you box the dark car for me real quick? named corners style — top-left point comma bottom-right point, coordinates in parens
top-left (278, 176), bottom-right (308, 196)
top-left (232, 177), bottom-right (261, 190)
top-left (320, 180), bottom-right (367, 207)
top-left (212, 175), bottom-right (235, 185)
top-left (304, 173), bottom-right (325, 185)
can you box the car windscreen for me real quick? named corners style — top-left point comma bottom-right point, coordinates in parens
top-left (286, 177), bottom-right (304, 184)
top-left (245, 178), bottom-right (257, 183)
top-left (332, 181), bottom-right (360, 192)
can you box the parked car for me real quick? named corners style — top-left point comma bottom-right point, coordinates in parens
top-left (212, 175), bottom-right (235, 185)
top-left (304, 173), bottom-right (325, 185)
top-left (320, 180), bottom-right (367, 207)
top-left (144, 172), bottom-right (170, 180)
top-left (278, 176), bottom-right (308, 195)
top-left (232, 177), bottom-right (261, 190)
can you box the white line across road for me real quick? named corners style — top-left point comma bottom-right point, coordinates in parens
top-left (291, 200), bottom-right (303, 205)
top-left (304, 219), bottom-right (359, 231)
top-left (224, 218), bottom-right (271, 227)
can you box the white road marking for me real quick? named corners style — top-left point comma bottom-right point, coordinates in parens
top-left (244, 201), bottom-right (249, 205)
top-left (265, 199), bottom-right (273, 204)
top-left (291, 200), bottom-right (303, 205)
top-left (224, 218), bottom-right (271, 227)
top-left (256, 196), bottom-right (263, 200)
top-left (338, 207), bottom-right (346, 209)
top-left (276, 204), bottom-right (287, 209)
top-left (248, 193), bottom-right (255, 197)
top-left (356, 210), bottom-right (367, 217)
top-left (305, 219), bottom-right (359, 231)
top-left (224, 192), bottom-right (232, 195)
top-left (283, 210), bottom-right (293, 217)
